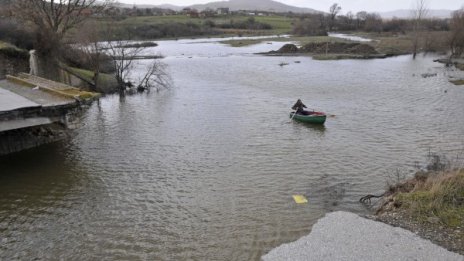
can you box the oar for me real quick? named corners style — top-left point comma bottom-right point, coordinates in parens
top-left (289, 110), bottom-right (297, 122)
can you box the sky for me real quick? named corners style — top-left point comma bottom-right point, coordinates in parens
top-left (118, 0), bottom-right (463, 13)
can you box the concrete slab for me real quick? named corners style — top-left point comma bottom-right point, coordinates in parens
top-left (0, 80), bottom-right (73, 107)
top-left (262, 211), bottom-right (463, 261)
top-left (0, 117), bottom-right (54, 132)
top-left (0, 87), bottom-right (40, 112)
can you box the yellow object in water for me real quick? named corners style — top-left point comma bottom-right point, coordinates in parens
top-left (293, 195), bottom-right (308, 204)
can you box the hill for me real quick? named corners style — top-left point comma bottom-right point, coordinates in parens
top-left (188, 0), bottom-right (320, 13)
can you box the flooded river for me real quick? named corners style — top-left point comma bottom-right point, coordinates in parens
top-left (1, 37), bottom-right (464, 260)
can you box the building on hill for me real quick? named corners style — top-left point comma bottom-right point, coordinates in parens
top-left (217, 8), bottom-right (230, 15)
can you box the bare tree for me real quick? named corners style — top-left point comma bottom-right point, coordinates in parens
top-left (12, 0), bottom-right (112, 54)
top-left (137, 60), bottom-right (171, 92)
top-left (105, 39), bottom-right (170, 93)
top-left (356, 11), bottom-right (368, 29)
top-left (73, 20), bottom-right (105, 90)
top-left (411, 0), bottom-right (429, 59)
top-left (328, 3), bottom-right (341, 31)
top-left (449, 8), bottom-right (464, 57)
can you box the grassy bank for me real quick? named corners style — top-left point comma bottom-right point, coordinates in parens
top-left (391, 170), bottom-right (464, 227)
top-left (92, 14), bottom-right (293, 40)
top-left (374, 168), bottom-right (464, 254)
top-left (221, 31), bottom-right (451, 61)
top-left (450, 79), bottom-right (464, 85)
top-left (0, 41), bottom-right (29, 59)
top-left (111, 14), bottom-right (293, 35)
top-left (68, 67), bottom-right (118, 93)
top-left (357, 31), bottom-right (450, 56)
top-left (220, 35), bottom-right (351, 47)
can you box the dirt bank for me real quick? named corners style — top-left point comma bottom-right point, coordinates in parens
top-left (264, 42), bottom-right (389, 59)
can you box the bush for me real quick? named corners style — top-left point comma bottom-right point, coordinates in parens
top-left (0, 18), bottom-right (34, 50)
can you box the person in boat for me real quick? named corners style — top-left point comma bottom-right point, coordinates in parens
top-left (292, 99), bottom-right (308, 115)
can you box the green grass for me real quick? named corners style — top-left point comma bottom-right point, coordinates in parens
top-left (395, 170), bottom-right (464, 227)
top-left (456, 63), bottom-right (464, 71)
top-left (68, 67), bottom-right (117, 93)
top-left (0, 41), bottom-right (9, 49)
top-left (352, 31), bottom-right (450, 55)
top-left (68, 67), bottom-right (112, 82)
top-left (220, 35), bottom-right (351, 47)
top-left (450, 79), bottom-right (464, 85)
top-left (0, 41), bottom-right (29, 58)
top-left (113, 15), bottom-right (198, 26)
top-left (96, 14), bottom-right (293, 37)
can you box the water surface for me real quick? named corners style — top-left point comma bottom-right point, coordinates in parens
top-left (1, 37), bottom-right (464, 260)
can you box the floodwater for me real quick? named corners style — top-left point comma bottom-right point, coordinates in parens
top-left (1, 37), bottom-right (464, 260)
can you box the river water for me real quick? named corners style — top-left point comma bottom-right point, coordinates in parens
top-left (1, 37), bottom-right (464, 260)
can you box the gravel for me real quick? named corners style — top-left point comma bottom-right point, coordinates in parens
top-left (262, 211), bottom-right (463, 261)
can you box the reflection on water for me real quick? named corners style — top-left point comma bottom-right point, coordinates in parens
top-left (1, 37), bottom-right (464, 260)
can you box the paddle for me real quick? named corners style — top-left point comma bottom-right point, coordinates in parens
top-left (289, 110), bottom-right (297, 122)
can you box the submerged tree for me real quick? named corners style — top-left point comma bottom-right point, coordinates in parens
top-left (103, 29), bottom-right (170, 94)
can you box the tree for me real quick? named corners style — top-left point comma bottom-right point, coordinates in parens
top-left (328, 3), bottom-right (341, 31)
top-left (12, 0), bottom-right (111, 55)
top-left (411, 0), bottom-right (428, 59)
top-left (103, 25), bottom-right (170, 93)
top-left (73, 20), bottom-right (105, 91)
top-left (364, 13), bottom-right (383, 32)
top-left (106, 41), bottom-right (170, 93)
top-left (449, 8), bottom-right (464, 57)
top-left (356, 11), bottom-right (368, 30)
top-left (292, 15), bottom-right (327, 36)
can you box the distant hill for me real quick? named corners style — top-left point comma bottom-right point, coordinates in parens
top-left (379, 9), bottom-right (454, 19)
top-left (188, 0), bottom-right (320, 13)
top-left (156, 4), bottom-right (184, 11)
top-left (115, 3), bottom-right (183, 11)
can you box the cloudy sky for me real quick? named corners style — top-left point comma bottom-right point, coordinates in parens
top-left (118, 0), bottom-right (462, 13)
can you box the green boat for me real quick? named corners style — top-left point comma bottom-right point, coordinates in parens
top-left (290, 111), bottom-right (327, 124)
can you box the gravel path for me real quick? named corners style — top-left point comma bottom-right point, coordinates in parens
top-left (262, 211), bottom-right (463, 261)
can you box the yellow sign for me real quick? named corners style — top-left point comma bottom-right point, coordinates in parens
top-left (293, 195), bottom-right (308, 204)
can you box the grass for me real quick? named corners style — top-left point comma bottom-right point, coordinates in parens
top-left (95, 14), bottom-right (293, 38)
top-left (353, 31), bottom-right (450, 55)
top-left (394, 170), bottom-right (464, 227)
top-left (220, 35), bottom-right (351, 47)
top-left (0, 41), bottom-right (10, 49)
top-left (450, 79), bottom-right (464, 85)
top-left (116, 14), bottom-right (292, 30)
top-left (0, 41), bottom-right (29, 58)
top-left (68, 67), bottom-right (117, 93)
top-left (68, 67), bottom-right (114, 83)
top-left (456, 63), bottom-right (464, 71)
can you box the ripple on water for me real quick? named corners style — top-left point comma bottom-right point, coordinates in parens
top-left (1, 45), bottom-right (464, 260)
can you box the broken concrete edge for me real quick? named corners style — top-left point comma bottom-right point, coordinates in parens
top-left (5, 75), bottom-right (101, 101)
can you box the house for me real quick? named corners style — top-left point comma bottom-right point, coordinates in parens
top-left (217, 7), bottom-right (230, 15)
top-left (200, 8), bottom-right (216, 18)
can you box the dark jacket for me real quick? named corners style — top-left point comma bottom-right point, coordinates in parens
top-left (292, 99), bottom-right (307, 113)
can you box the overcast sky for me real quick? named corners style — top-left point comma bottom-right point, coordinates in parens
top-left (118, 0), bottom-right (463, 13)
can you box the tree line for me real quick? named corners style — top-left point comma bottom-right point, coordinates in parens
top-left (291, 3), bottom-right (464, 58)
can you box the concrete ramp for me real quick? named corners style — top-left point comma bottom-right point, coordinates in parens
top-left (262, 211), bottom-right (463, 261)
top-left (0, 87), bottom-right (40, 112)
